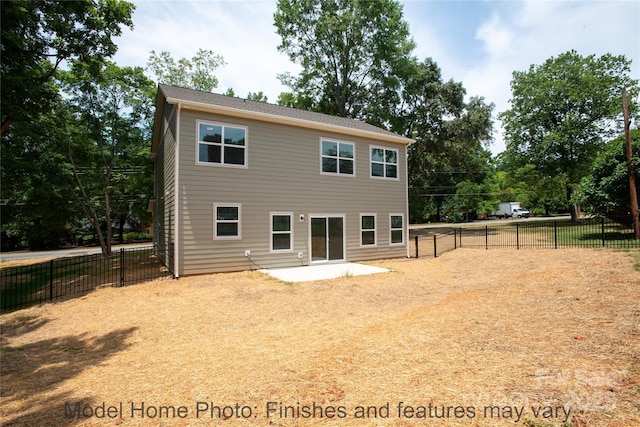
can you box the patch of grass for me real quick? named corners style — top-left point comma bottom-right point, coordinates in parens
top-left (1, 258), bottom-right (99, 312)
top-left (616, 248), bottom-right (640, 271)
top-left (341, 269), bottom-right (353, 278)
top-left (1, 249), bottom-right (169, 313)
top-left (254, 271), bottom-right (294, 286)
top-left (1, 345), bottom-right (28, 353)
top-left (510, 219), bottom-right (640, 248)
top-left (633, 252), bottom-right (640, 272)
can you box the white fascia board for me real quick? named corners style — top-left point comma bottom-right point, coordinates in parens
top-left (164, 97), bottom-right (415, 146)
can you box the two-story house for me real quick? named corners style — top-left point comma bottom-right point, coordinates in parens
top-left (151, 84), bottom-right (414, 277)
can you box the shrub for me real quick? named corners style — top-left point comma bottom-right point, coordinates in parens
top-left (123, 232), bottom-right (152, 242)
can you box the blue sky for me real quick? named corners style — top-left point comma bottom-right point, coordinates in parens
top-left (113, 0), bottom-right (640, 154)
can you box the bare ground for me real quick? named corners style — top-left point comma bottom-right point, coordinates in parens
top-left (1, 248), bottom-right (639, 427)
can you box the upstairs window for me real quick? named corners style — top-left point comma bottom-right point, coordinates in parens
top-left (198, 122), bottom-right (247, 167)
top-left (371, 146), bottom-right (398, 179)
top-left (321, 139), bottom-right (354, 175)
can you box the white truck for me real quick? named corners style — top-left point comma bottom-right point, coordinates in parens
top-left (492, 202), bottom-right (530, 219)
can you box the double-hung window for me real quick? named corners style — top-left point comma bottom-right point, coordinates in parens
top-left (271, 213), bottom-right (293, 252)
top-left (360, 214), bottom-right (376, 246)
top-left (198, 122), bottom-right (247, 167)
top-left (321, 139), bottom-right (354, 175)
top-left (214, 204), bottom-right (241, 239)
top-left (390, 214), bottom-right (404, 245)
top-left (371, 146), bottom-right (398, 179)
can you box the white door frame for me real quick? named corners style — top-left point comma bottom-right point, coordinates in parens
top-left (308, 214), bottom-right (346, 264)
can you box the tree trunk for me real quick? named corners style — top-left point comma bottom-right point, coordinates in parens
top-left (623, 89), bottom-right (640, 239)
top-left (118, 213), bottom-right (127, 243)
top-left (103, 186), bottom-right (112, 256)
top-left (567, 185), bottom-right (579, 222)
top-left (1, 116), bottom-right (12, 135)
top-left (62, 118), bottom-right (112, 257)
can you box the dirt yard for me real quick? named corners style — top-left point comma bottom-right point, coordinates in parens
top-left (1, 248), bottom-right (639, 426)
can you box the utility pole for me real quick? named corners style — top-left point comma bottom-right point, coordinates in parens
top-left (622, 89), bottom-right (640, 240)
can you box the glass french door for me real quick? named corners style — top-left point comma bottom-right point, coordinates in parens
top-left (310, 216), bottom-right (344, 262)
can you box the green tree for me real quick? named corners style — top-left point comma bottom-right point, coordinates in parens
top-left (575, 130), bottom-right (640, 223)
top-left (511, 165), bottom-right (568, 216)
top-left (0, 0), bottom-right (134, 135)
top-left (274, 0), bottom-right (415, 119)
top-left (246, 91), bottom-right (268, 103)
top-left (499, 50), bottom-right (639, 221)
top-left (0, 119), bottom-right (79, 250)
top-left (146, 49), bottom-right (225, 91)
top-left (276, 91), bottom-right (314, 110)
top-left (494, 152), bottom-right (570, 216)
top-left (58, 61), bottom-right (155, 256)
top-left (453, 180), bottom-right (484, 221)
top-left (399, 59), bottom-right (494, 222)
top-left (1, 0), bottom-right (136, 249)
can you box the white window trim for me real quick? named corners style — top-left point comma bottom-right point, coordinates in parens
top-left (214, 203), bottom-right (242, 240)
top-left (319, 138), bottom-right (356, 177)
top-left (370, 145), bottom-right (399, 180)
top-left (359, 213), bottom-right (377, 247)
top-left (196, 120), bottom-right (248, 169)
top-left (389, 213), bottom-right (404, 245)
top-left (270, 212), bottom-right (294, 253)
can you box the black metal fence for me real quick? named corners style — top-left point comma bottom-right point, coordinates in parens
top-left (410, 217), bottom-right (640, 258)
top-left (1, 247), bottom-right (171, 314)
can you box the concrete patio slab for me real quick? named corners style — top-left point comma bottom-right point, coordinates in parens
top-left (260, 262), bottom-right (389, 283)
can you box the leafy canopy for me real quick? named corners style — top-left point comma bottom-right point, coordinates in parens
top-left (402, 59), bottom-right (494, 222)
top-left (274, 0), bottom-right (415, 118)
top-left (146, 49), bottom-right (226, 92)
top-left (500, 50), bottom-right (638, 182)
top-left (56, 60), bottom-right (156, 255)
top-left (499, 50), bottom-right (639, 219)
top-left (575, 130), bottom-right (640, 222)
top-left (0, 0), bottom-right (135, 135)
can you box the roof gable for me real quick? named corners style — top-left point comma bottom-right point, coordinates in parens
top-left (155, 84), bottom-right (414, 146)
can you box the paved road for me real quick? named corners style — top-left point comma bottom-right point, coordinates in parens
top-left (0, 243), bottom-right (152, 262)
top-left (410, 215), bottom-right (572, 230)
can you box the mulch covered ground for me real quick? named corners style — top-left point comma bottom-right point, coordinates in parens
top-left (1, 248), bottom-right (639, 426)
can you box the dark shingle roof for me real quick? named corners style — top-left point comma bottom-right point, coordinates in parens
top-left (157, 84), bottom-right (413, 144)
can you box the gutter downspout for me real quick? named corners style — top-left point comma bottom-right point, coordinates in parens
top-left (405, 144), bottom-right (410, 258)
top-left (174, 103), bottom-right (182, 277)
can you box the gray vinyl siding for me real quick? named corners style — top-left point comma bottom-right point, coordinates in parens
top-left (154, 103), bottom-right (177, 274)
top-left (175, 107), bottom-right (408, 275)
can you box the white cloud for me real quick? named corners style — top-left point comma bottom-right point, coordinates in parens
top-left (476, 13), bottom-right (514, 58)
top-left (114, 0), bottom-right (640, 154)
top-left (458, 0), bottom-right (640, 153)
top-left (115, 0), bottom-right (298, 102)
